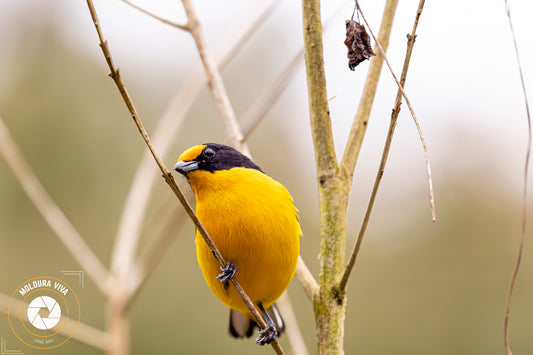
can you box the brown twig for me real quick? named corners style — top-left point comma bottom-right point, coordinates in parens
top-left (339, 0), bottom-right (426, 292)
top-left (503, 1), bottom-right (532, 354)
top-left (119, 0), bottom-right (188, 30)
top-left (85, 1), bottom-right (281, 353)
top-left (0, 116), bottom-right (111, 296)
top-left (0, 292), bottom-right (110, 351)
top-left (356, 2), bottom-right (436, 222)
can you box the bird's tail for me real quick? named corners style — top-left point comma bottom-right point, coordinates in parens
top-left (228, 303), bottom-right (285, 338)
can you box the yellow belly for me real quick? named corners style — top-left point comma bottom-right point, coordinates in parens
top-left (191, 168), bottom-right (300, 316)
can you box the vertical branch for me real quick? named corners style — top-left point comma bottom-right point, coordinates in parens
top-left (301, 1), bottom-right (347, 353)
top-left (301, 0), bottom-right (337, 172)
top-left (180, 0), bottom-right (249, 155)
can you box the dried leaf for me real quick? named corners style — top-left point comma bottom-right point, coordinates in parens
top-left (344, 19), bottom-right (375, 70)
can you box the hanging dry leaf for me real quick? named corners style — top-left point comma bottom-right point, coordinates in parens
top-left (344, 19), bottom-right (375, 70)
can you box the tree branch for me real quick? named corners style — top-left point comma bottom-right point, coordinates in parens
top-left (339, 0), bottom-right (426, 292)
top-left (0, 116), bottom-right (111, 296)
top-left (85, 1), bottom-right (282, 353)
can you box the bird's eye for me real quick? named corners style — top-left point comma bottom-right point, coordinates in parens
top-left (203, 148), bottom-right (216, 158)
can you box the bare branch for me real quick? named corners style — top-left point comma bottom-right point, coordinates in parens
top-left (503, 1), bottom-right (532, 353)
top-left (119, 0), bottom-right (188, 30)
top-left (339, 0), bottom-right (426, 292)
top-left (180, 0), bottom-right (249, 156)
top-left (356, 2), bottom-right (436, 222)
top-left (0, 292), bottom-right (110, 351)
top-left (0, 116), bottom-right (111, 296)
top-left (85, 1), bottom-right (281, 353)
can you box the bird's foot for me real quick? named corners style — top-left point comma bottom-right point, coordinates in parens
top-left (255, 324), bottom-right (279, 345)
top-left (216, 261), bottom-right (237, 284)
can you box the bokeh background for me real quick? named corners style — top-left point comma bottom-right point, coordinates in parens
top-left (1, 0), bottom-right (533, 354)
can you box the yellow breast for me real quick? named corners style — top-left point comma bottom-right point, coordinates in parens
top-left (188, 167), bottom-right (300, 316)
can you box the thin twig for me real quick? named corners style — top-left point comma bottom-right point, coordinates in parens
top-left (339, 0), bottom-right (425, 292)
top-left (85, 1), bottom-right (280, 353)
top-left (180, 0), bottom-right (249, 156)
top-left (356, 2), bottom-right (436, 222)
top-left (119, 0), bottom-right (188, 30)
top-left (0, 116), bottom-right (111, 296)
top-left (111, 0), bottom-right (281, 286)
top-left (503, 1), bottom-right (532, 354)
top-left (0, 292), bottom-right (110, 351)
top-left (340, 0), bottom-right (398, 177)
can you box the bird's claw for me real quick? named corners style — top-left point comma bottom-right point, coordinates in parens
top-left (216, 261), bottom-right (237, 284)
top-left (255, 324), bottom-right (278, 345)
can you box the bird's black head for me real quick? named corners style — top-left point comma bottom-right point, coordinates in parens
top-left (173, 143), bottom-right (263, 175)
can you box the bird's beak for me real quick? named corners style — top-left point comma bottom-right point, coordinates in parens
top-left (174, 160), bottom-right (199, 175)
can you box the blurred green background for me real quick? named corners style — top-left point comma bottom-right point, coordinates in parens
top-left (1, 0), bottom-right (533, 354)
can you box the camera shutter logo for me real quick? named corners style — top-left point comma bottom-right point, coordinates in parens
top-left (27, 296), bottom-right (61, 330)
top-left (8, 276), bottom-right (81, 350)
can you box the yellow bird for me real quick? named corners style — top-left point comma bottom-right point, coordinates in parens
top-left (174, 143), bottom-right (300, 345)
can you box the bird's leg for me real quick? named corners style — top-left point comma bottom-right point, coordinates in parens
top-left (255, 303), bottom-right (279, 345)
top-left (216, 261), bottom-right (237, 284)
